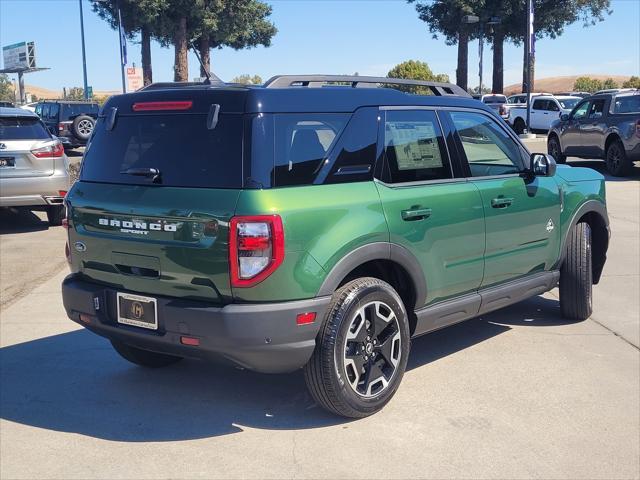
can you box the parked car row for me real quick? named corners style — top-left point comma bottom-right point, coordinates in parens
top-left (547, 90), bottom-right (640, 176)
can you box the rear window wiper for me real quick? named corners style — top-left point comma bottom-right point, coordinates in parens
top-left (120, 167), bottom-right (162, 184)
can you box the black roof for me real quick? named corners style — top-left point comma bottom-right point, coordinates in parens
top-left (101, 75), bottom-right (489, 116)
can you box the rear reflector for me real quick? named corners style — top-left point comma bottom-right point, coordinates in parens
top-left (296, 312), bottom-right (316, 325)
top-left (58, 190), bottom-right (67, 197)
top-left (180, 336), bottom-right (200, 346)
top-left (132, 101), bottom-right (193, 112)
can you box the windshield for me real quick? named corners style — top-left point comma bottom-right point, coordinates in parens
top-left (558, 98), bottom-right (580, 110)
top-left (0, 117), bottom-right (51, 140)
top-left (483, 95), bottom-right (507, 104)
top-left (80, 113), bottom-right (243, 188)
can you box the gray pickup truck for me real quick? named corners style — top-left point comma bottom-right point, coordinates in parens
top-left (547, 91), bottom-right (640, 176)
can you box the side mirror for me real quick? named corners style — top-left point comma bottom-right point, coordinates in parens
top-left (560, 113), bottom-right (569, 121)
top-left (531, 153), bottom-right (557, 177)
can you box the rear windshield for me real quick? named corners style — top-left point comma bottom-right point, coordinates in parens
top-left (0, 117), bottom-right (51, 140)
top-left (80, 113), bottom-right (243, 188)
top-left (558, 98), bottom-right (580, 110)
top-left (612, 95), bottom-right (640, 114)
top-left (483, 95), bottom-right (507, 104)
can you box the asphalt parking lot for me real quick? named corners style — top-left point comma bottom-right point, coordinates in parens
top-left (1, 141), bottom-right (638, 479)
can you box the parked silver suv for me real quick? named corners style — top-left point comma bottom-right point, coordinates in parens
top-left (0, 107), bottom-right (70, 225)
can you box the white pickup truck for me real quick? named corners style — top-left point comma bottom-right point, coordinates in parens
top-left (507, 95), bottom-right (582, 134)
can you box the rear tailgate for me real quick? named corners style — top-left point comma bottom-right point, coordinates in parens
top-left (67, 90), bottom-right (247, 304)
top-left (67, 183), bottom-right (239, 304)
top-left (0, 140), bottom-right (54, 178)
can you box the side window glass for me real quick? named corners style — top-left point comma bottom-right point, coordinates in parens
top-left (450, 111), bottom-right (524, 177)
top-left (588, 100), bottom-right (605, 119)
top-left (35, 104), bottom-right (42, 116)
top-left (273, 113), bottom-right (348, 187)
top-left (49, 103), bottom-right (59, 120)
top-left (383, 110), bottom-right (451, 183)
top-left (532, 99), bottom-right (546, 110)
top-left (572, 101), bottom-right (590, 120)
top-left (317, 107), bottom-right (378, 185)
top-left (548, 101), bottom-right (560, 112)
top-left (41, 104), bottom-right (50, 119)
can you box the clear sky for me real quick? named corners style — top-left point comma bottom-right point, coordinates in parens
top-left (1, 0), bottom-right (638, 93)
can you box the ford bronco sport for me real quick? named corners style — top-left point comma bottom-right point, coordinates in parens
top-left (62, 75), bottom-right (609, 418)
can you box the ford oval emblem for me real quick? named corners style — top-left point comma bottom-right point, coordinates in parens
top-left (74, 241), bottom-right (87, 252)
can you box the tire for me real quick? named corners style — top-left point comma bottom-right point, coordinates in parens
top-left (605, 139), bottom-right (631, 176)
top-left (559, 222), bottom-right (593, 321)
top-left (46, 205), bottom-right (65, 226)
top-left (71, 115), bottom-right (95, 141)
top-left (111, 340), bottom-right (183, 368)
top-left (547, 135), bottom-right (566, 163)
top-left (513, 118), bottom-right (526, 135)
top-left (304, 277), bottom-right (411, 418)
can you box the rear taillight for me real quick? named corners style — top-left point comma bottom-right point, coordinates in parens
top-left (31, 141), bottom-right (64, 158)
top-left (499, 105), bottom-right (507, 116)
top-left (58, 122), bottom-right (65, 132)
top-left (229, 215), bottom-right (284, 287)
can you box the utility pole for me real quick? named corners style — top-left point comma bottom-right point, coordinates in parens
top-left (478, 23), bottom-right (484, 94)
top-left (79, 0), bottom-right (89, 100)
top-left (525, 0), bottom-right (533, 135)
top-left (117, 0), bottom-right (127, 93)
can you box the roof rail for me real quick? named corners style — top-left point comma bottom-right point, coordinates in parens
top-left (263, 75), bottom-right (471, 97)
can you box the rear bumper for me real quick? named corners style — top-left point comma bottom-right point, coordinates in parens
top-left (0, 173), bottom-right (69, 207)
top-left (62, 274), bottom-right (330, 374)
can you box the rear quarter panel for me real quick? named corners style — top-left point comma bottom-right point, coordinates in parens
top-left (233, 182), bottom-right (388, 302)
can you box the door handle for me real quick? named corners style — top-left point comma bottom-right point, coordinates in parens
top-left (401, 207), bottom-right (432, 221)
top-left (491, 197), bottom-right (514, 209)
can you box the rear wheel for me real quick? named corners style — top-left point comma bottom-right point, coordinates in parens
top-left (547, 135), bottom-right (566, 163)
top-left (111, 340), bottom-right (183, 368)
top-left (559, 222), bottom-right (593, 321)
top-left (605, 139), bottom-right (631, 176)
top-left (513, 118), bottom-right (526, 135)
top-left (46, 205), bottom-right (65, 226)
top-left (304, 277), bottom-right (410, 418)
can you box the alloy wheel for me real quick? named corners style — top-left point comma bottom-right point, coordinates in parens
top-left (342, 301), bottom-right (401, 398)
top-left (78, 119), bottom-right (94, 136)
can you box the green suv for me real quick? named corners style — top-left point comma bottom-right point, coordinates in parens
top-left (62, 76), bottom-right (609, 418)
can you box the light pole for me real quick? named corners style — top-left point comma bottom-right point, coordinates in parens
top-left (93, 0), bottom-right (127, 93)
top-left (79, 0), bottom-right (89, 99)
top-left (462, 15), bottom-right (500, 95)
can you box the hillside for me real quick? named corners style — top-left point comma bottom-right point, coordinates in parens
top-left (504, 74), bottom-right (632, 95)
top-left (24, 84), bottom-right (119, 101)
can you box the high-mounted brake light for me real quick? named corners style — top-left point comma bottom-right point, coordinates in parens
top-left (229, 215), bottom-right (284, 288)
top-left (132, 101), bottom-right (193, 112)
top-left (31, 141), bottom-right (64, 158)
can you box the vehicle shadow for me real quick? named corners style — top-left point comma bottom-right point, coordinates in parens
top-left (0, 295), bottom-right (566, 442)
top-left (565, 158), bottom-right (640, 181)
top-left (0, 207), bottom-right (50, 235)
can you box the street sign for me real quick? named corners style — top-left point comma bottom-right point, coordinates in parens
top-left (126, 67), bottom-right (143, 92)
top-left (2, 41), bottom-right (36, 70)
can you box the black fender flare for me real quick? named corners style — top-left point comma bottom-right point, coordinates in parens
top-left (317, 242), bottom-right (427, 309)
top-left (553, 200), bottom-right (610, 281)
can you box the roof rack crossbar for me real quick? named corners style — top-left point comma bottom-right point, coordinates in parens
top-left (263, 75), bottom-right (471, 97)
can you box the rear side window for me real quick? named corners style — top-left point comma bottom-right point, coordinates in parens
top-left (383, 110), bottom-right (451, 183)
top-left (0, 117), bottom-right (51, 140)
top-left (80, 113), bottom-right (243, 188)
top-left (62, 103), bottom-right (99, 118)
top-left (612, 95), bottom-right (640, 114)
top-left (272, 114), bottom-right (348, 187)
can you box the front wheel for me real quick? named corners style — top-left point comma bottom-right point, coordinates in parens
top-left (559, 222), bottom-right (593, 321)
top-left (304, 278), bottom-right (411, 418)
top-left (547, 135), bottom-right (566, 163)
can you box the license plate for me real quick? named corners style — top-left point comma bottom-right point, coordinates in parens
top-left (117, 292), bottom-right (158, 330)
top-left (0, 157), bottom-right (15, 167)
